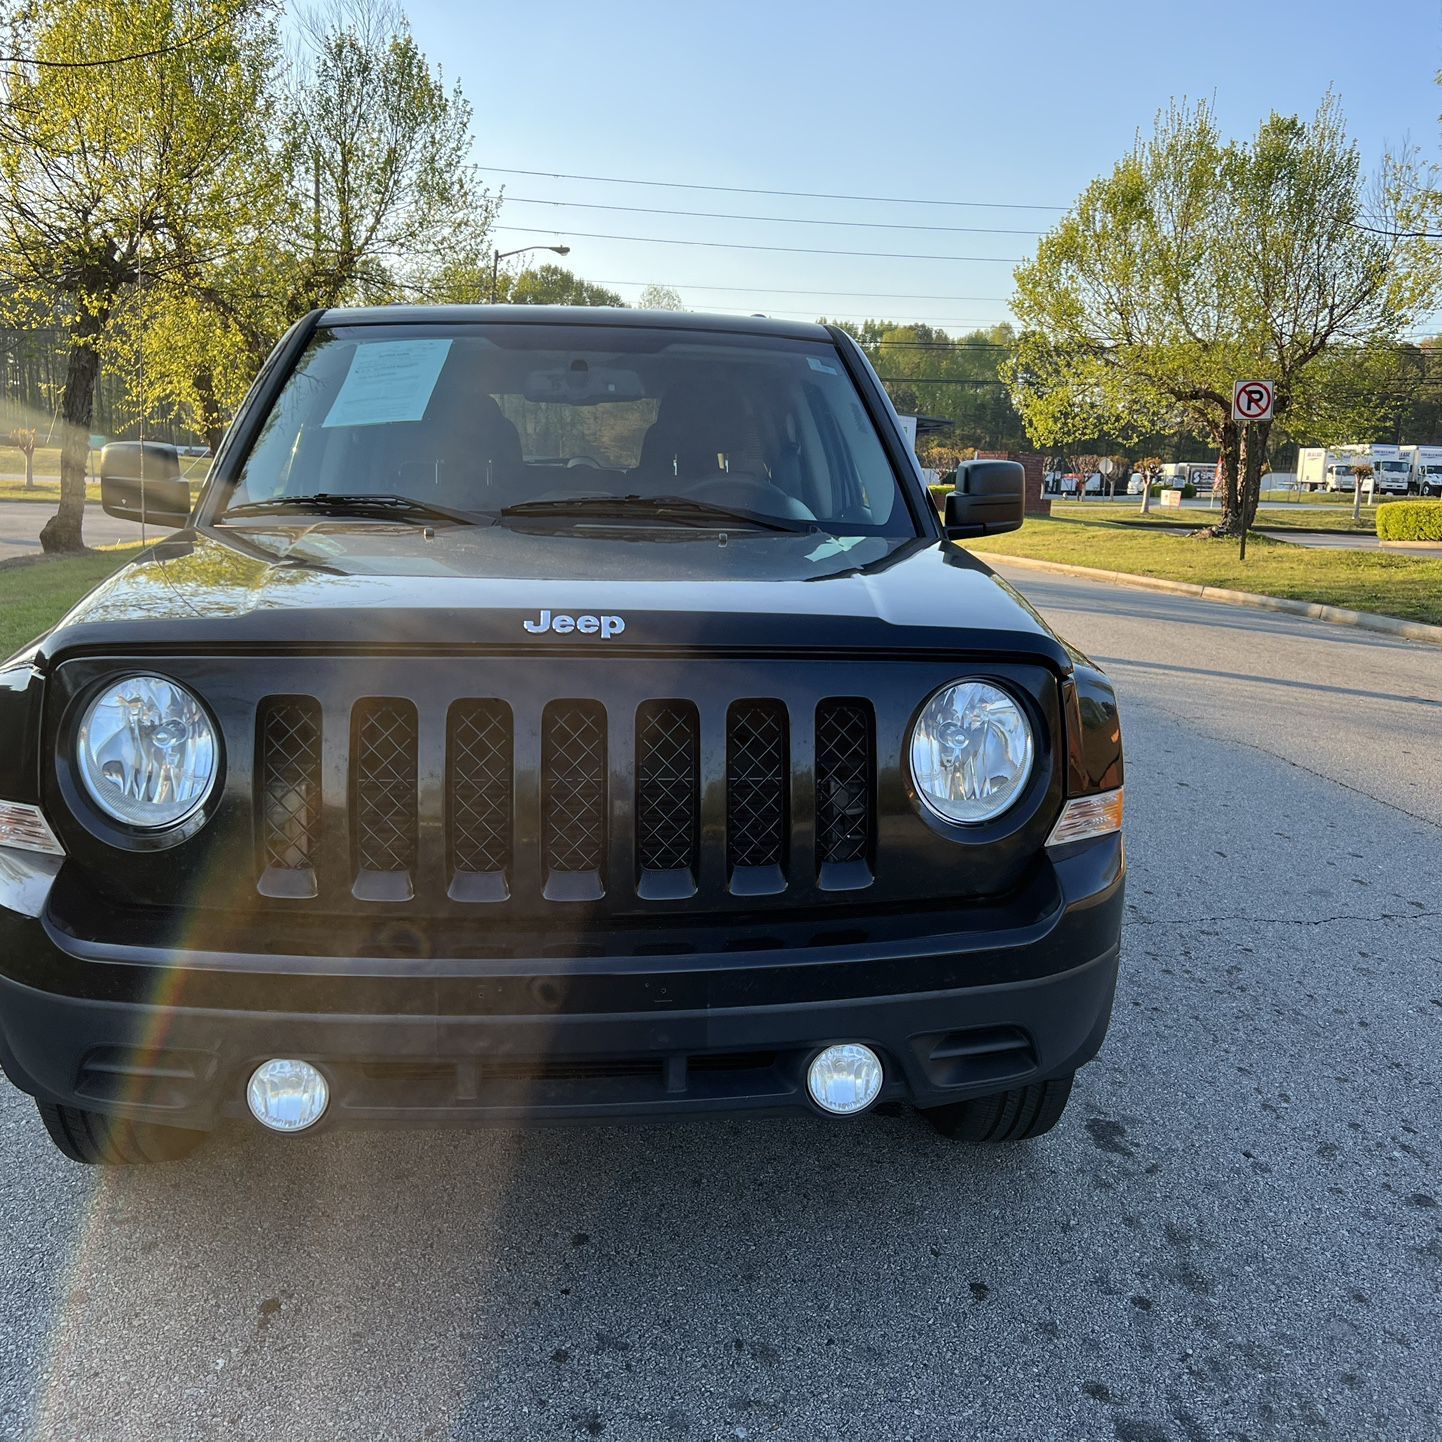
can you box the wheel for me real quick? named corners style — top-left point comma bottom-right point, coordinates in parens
top-left (923, 1073), bottom-right (1075, 1143)
top-left (35, 1100), bottom-right (206, 1165)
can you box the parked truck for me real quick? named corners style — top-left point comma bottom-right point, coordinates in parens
top-left (1298, 444), bottom-right (1409, 496)
top-left (1402, 444), bottom-right (1442, 496)
top-left (1357, 444), bottom-right (1410, 496)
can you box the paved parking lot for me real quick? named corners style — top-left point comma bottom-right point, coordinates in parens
top-left (1, 568), bottom-right (1439, 1442)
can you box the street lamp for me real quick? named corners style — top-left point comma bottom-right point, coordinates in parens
top-left (491, 244), bottom-right (571, 303)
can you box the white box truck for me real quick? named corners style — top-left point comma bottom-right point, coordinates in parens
top-left (1363, 444), bottom-right (1410, 496)
top-left (1402, 444), bottom-right (1442, 497)
top-left (1297, 447), bottom-right (1357, 493)
top-left (1297, 445), bottom-right (1402, 494)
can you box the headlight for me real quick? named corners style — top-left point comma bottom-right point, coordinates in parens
top-left (76, 675), bottom-right (219, 828)
top-left (909, 680), bottom-right (1034, 825)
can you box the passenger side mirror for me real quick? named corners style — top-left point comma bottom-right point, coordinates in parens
top-left (98, 442), bottom-right (192, 527)
top-left (943, 460), bottom-right (1025, 539)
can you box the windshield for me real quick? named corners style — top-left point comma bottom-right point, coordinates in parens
top-left (220, 323), bottom-right (915, 536)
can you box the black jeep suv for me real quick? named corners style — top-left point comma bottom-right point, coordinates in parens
top-left (0, 308), bottom-right (1123, 1163)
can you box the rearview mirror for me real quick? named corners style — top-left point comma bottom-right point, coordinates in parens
top-left (943, 460), bottom-right (1025, 539)
top-left (99, 442), bottom-right (191, 527)
top-left (522, 364), bottom-right (645, 405)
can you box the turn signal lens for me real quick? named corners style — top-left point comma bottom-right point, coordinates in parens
top-left (0, 800), bottom-right (64, 855)
top-left (1046, 787), bottom-right (1124, 847)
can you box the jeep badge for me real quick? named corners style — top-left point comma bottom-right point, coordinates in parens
top-left (523, 609), bottom-right (626, 639)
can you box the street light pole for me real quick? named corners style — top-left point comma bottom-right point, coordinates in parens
top-left (489, 243), bottom-right (571, 303)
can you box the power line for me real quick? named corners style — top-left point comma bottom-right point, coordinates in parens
top-left (481, 166), bottom-right (1068, 213)
top-left (492, 225), bottom-right (1025, 263)
top-left (0, 8), bottom-right (240, 67)
top-left (592, 279), bottom-right (1014, 302)
top-left (505, 195), bottom-right (1046, 238)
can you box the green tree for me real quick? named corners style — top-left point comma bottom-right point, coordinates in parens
top-left (0, 0), bottom-right (277, 550)
top-left (636, 283), bottom-right (685, 310)
top-left (281, 0), bottom-right (495, 311)
top-left (1007, 97), bottom-right (1438, 543)
top-left (501, 265), bottom-right (625, 307)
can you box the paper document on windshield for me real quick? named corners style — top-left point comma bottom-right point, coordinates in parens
top-left (322, 339), bottom-right (452, 429)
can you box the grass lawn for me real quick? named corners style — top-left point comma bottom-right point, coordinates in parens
top-left (0, 549), bottom-right (140, 659)
top-left (968, 517), bottom-right (1442, 627)
top-left (1051, 502), bottom-right (1377, 534)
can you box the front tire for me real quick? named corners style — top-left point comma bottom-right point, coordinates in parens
top-left (35, 1101), bottom-right (206, 1165)
top-left (923, 1073), bottom-right (1075, 1143)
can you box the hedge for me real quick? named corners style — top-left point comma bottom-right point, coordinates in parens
top-left (1376, 500), bottom-right (1442, 542)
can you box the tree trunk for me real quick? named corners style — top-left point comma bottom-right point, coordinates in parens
top-left (39, 317), bottom-right (105, 554)
top-left (193, 367), bottom-right (227, 455)
top-left (1238, 420), bottom-right (1270, 534)
top-left (1208, 421), bottom-right (1244, 535)
top-left (24, 448), bottom-right (34, 489)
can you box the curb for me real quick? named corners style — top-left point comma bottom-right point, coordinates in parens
top-left (1379, 539), bottom-right (1442, 553)
top-left (980, 553), bottom-right (1442, 647)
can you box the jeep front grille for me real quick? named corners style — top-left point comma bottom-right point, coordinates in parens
top-left (725, 700), bottom-right (788, 894)
top-left (635, 700), bottom-right (700, 898)
top-left (352, 699), bottom-right (419, 901)
top-left (252, 691), bottom-right (875, 907)
top-left (447, 700), bottom-right (514, 902)
top-left (815, 700), bottom-right (875, 887)
top-left (256, 697), bottom-right (323, 899)
top-left (541, 700), bottom-right (607, 900)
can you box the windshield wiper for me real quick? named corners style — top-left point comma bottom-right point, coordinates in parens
top-left (218, 493), bottom-right (490, 527)
top-left (498, 494), bottom-right (816, 534)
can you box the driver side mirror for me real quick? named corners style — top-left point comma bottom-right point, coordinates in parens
top-left (942, 460), bottom-right (1025, 539)
top-left (98, 442), bottom-right (192, 527)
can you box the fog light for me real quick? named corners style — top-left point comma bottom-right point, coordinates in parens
top-left (246, 1059), bottom-right (328, 1133)
top-left (807, 1043), bottom-right (883, 1116)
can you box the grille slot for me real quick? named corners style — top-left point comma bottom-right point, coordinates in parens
top-left (635, 700), bottom-right (700, 898)
top-left (257, 697), bottom-right (322, 899)
top-left (447, 701), bottom-right (513, 902)
top-left (352, 698), bottom-right (419, 901)
top-left (815, 700), bottom-right (874, 889)
top-left (726, 700), bottom-right (788, 895)
top-left (542, 700), bottom-right (607, 900)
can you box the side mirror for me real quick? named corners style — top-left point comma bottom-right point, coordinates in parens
top-left (943, 460), bottom-right (1025, 539)
top-left (98, 442), bottom-right (191, 527)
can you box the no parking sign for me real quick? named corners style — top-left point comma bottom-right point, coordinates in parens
top-left (1232, 380), bottom-right (1274, 422)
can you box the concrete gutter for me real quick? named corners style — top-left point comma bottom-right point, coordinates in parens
top-left (981, 552), bottom-right (1442, 647)
top-left (1379, 539), bottom-right (1442, 554)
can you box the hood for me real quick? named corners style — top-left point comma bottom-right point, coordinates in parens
top-left (39, 523), bottom-right (1072, 667)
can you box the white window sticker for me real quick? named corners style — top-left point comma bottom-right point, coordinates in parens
top-left (322, 339), bottom-right (452, 429)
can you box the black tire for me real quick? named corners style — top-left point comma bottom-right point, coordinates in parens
top-left (923, 1073), bottom-right (1075, 1143)
top-left (35, 1100), bottom-right (207, 1165)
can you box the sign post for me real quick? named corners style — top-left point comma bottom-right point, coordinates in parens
top-left (1232, 382), bottom-right (1274, 559)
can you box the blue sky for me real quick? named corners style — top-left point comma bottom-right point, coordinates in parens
top-left (406, 0), bottom-right (1442, 334)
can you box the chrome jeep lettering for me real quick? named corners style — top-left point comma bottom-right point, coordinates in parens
top-left (523, 610), bottom-right (626, 639)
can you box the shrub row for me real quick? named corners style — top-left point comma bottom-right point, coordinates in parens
top-left (1376, 500), bottom-right (1442, 542)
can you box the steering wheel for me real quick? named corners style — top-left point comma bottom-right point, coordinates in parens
top-left (683, 472), bottom-right (818, 523)
top-left (566, 456), bottom-right (603, 469)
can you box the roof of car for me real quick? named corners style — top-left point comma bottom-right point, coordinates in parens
top-left (316, 304), bottom-right (834, 343)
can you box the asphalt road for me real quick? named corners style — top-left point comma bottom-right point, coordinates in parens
top-left (0, 501), bottom-right (164, 557)
top-left (2, 568), bottom-right (1439, 1442)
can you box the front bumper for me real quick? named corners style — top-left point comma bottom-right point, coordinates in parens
top-left (0, 838), bottom-right (1123, 1131)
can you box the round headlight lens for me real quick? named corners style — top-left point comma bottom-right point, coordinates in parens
top-left (76, 675), bottom-right (219, 828)
top-left (910, 680), bottom-right (1034, 825)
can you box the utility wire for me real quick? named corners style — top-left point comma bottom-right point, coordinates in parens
top-left (504, 195), bottom-right (1046, 238)
top-left (479, 165), bottom-right (1068, 213)
top-left (0, 8), bottom-right (239, 67)
top-left (492, 225), bottom-right (1025, 263)
top-left (591, 279), bottom-right (1014, 302)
